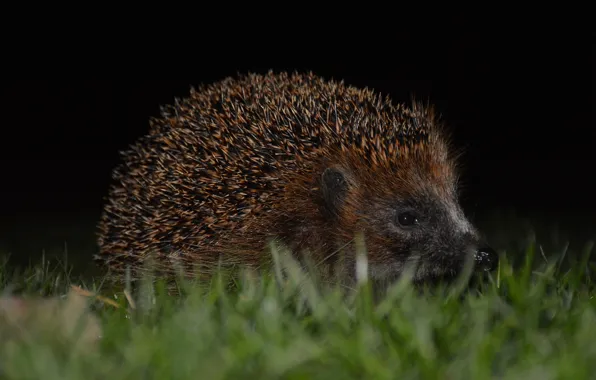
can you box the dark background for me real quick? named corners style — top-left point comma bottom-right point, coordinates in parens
top-left (0, 41), bottom-right (593, 271)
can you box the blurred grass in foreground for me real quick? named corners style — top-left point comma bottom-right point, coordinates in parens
top-left (0, 224), bottom-right (595, 379)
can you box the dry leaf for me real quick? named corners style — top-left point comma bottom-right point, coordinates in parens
top-left (0, 289), bottom-right (102, 353)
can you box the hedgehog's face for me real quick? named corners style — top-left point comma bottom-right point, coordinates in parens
top-left (361, 192), bottom-right (498, 285)
top-left (320, 164), bottom-right (498, 285)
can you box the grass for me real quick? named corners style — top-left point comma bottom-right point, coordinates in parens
top-left (0, 229), bottom-right (595, 379)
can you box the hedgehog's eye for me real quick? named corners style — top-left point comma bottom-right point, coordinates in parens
top-left (396, 211), bottom-right (419, 227)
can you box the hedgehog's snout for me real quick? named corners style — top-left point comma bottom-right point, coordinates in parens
top-left (474, 244), bottom-right (498, 272)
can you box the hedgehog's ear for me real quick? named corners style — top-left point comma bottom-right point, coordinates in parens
top-left (321, 166), bottom-right (350, 218)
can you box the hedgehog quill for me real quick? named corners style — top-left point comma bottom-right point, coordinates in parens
top-left (96, 71), bottom-right (498, 288)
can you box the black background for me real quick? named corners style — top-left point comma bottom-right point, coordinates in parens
top-left (1, 40), bottom-right (593, 267)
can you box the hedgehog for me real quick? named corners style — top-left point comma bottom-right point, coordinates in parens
top-left (95, 71), bottom-right (498, 289)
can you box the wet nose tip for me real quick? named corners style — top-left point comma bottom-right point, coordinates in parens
top-left (475, 245), bottom-right (498, 272)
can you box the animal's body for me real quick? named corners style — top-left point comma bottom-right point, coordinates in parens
top-left (96, 71), bottom-right (497, 286)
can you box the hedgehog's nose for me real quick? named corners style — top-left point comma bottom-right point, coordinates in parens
top-left (474, 244), bottom-right (498, 272)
